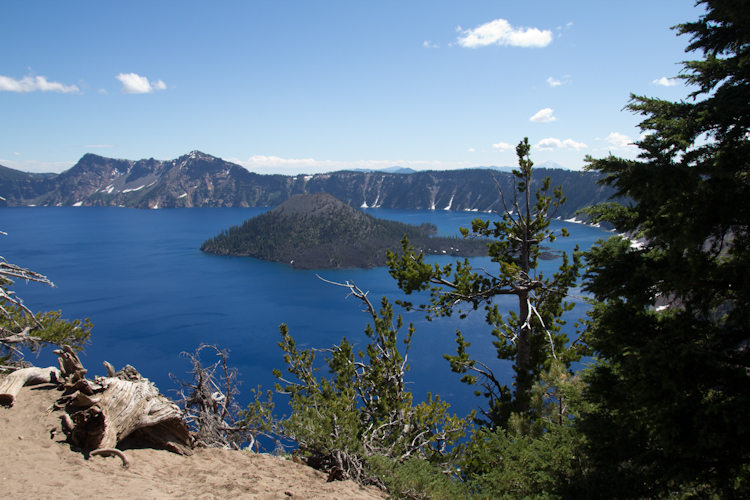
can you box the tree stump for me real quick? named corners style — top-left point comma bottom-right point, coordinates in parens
top-left (55, 346), bottom-right (193, 455)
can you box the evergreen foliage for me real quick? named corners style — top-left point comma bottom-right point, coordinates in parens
top-left (362, 360), bottom-right (589, 500)
top-left (387, 138), bottom-right (584, 428)
top-left (575, 1), bottom-right (750, 496)
top-left (271, 280), bottom-right (469, 487)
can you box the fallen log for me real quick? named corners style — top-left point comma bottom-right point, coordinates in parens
top-left (55, 346), bottom-right (193, 455)
top-left (0, 366), bottom-right (61, 407)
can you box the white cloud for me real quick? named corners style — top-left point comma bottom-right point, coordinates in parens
top-left (116, 73), bottom-right (167, 94)
top-left (534, 138), bottom-right (587, 151)
top-left (492, 142), bottom-right (513, 151)
top-left (13, 152), bottom-right (21, 156)
top-left (548, 75), bottom-right (572, 87)
top-left (566, 22), bottom-right (574, 28)
top-left (98, 88), bottom-right (108, 95)
top-left (606, 132), bottom-right (634, 148)
top-left (423, 40), bottom-right (439, 49)
top-left (456, 19), bottom-right (553, 48)
top-left (0, 74), bottom-right (80, 93)
top-left (652, 76), bottom-right (678, 87)
top-left (530, 108), bottom-right (556, 122)
top-left (468, 148), bottom-right (475, 152)
top-left (225, 155), bottom-right (476, 175)
top-left (238, 155), bottom-right (318, 168)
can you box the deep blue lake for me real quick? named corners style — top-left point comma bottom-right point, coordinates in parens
top-left (0, 207), bottom-right (611, 419)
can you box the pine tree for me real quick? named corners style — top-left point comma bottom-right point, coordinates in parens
top-left (272, 279), bottom-right (468, 487)
top-left (575, 1), bottom-right (750, 496)
top-left (388, 138), bottom-right (583, 428)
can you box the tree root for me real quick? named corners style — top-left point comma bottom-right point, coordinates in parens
top-left (90, 448), bottom-right (131, 468)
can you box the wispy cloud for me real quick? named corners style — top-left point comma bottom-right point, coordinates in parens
top-left (534, 138), bottom-right (587, 151)
top-left (652, 76), bottom-right (678, 87)
top-left (0, 74), bottom-right (80, 93)
top-left (423, 40), bottom-right (439, 49)
top-left (13, 152), bottom-right (21, 156)
top-left (547, 75), bottom-right (571, 87)
top-left (98, 88), bottom-right (108, 95)
top-left (116, 73), bottom-right (167, 94)
top-left (468, 148), bottom-right (475, 152)
top-left (530, 108), bottom-right (557, 123)
top-left (492, 142), bottom-right (513, 151)
top-left (606, 132), bottom-right (634, 148)
top-left (456, 19), bottom-right (553, 48)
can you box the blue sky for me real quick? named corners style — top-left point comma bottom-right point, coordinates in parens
top-left (1, 1), bottom-right (701, 175)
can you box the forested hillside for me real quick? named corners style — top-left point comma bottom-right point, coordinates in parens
top-left (201, 193), bottom-right (490, 269)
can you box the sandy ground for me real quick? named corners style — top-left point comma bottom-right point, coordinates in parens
top-left (0, 383), bottom-right (387, 500)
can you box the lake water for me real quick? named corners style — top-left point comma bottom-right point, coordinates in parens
top-left (1, 207), bottom-right (611, 419)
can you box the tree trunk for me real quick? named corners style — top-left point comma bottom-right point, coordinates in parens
top-left (0, 366), bottom-right (61, 407)
top-left (516, 292), bottom-right (531, 413)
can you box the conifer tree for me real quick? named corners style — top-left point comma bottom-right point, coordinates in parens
top-left (272, 278), bottom-right (468, 487)
top-left (388, 138), bottom-right (583, 428)
top-left (575, 1), bottom-right (750, 496)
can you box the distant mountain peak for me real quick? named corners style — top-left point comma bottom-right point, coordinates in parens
top-left (536, 160), bottom-right (565, 170)
top-left (180, 150), bottom-right (215, 161)
top-left (380, 166), bottom-right (416, 174)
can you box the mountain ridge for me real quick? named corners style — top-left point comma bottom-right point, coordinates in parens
top-left (0, 152), bottom-right (618, 218)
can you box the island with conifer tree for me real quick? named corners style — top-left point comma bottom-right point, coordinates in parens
top-left (200, 193), bottom-right (506, 269)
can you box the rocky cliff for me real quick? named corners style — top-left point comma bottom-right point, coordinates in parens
top-left (0, 151), bottom-right (617, 218)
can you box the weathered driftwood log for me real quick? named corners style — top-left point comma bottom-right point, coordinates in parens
top-left (54, 346), bottom-right (193, 455)
top-left (0, 366), bottom-right (61, 407)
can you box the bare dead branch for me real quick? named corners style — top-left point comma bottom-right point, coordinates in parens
top-left (90, 448), bottom-right (131, 468)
